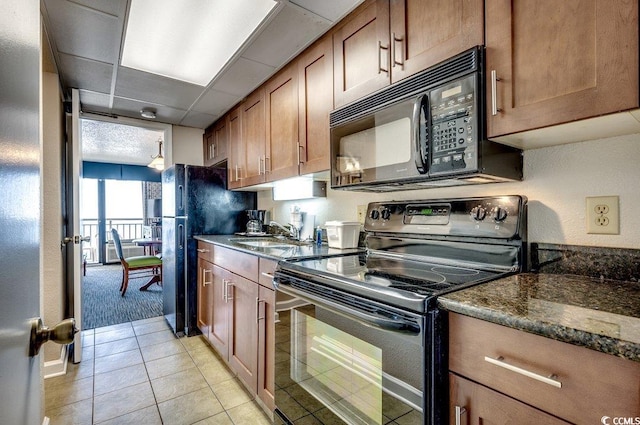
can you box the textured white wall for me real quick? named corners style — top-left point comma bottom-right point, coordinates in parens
top-left (259, 134), bottom-right (640, 249)
top-left (41, 71), bottom-right (65, 362)
top-left (172, 125), bottom-right (204, 166)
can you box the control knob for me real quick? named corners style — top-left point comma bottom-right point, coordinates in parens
top-left (381, 208), bottom-right (391, 220)
top-left (370, 209), bottom-right (380, 220)
top-left (470, 206), bottom-right (487, 221)
top-left (492, 206), bottom-right (508, 222)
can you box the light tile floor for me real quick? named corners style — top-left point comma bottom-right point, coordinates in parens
top-left (45, 316), bottom-right (273, 425)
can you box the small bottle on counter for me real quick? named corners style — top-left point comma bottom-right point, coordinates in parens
top-left (315, 226), bottom-right (322, 246)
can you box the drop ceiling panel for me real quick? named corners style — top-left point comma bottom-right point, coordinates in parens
top-left (211, 57), bottom-right (275, 97)
top-left (192, 89), bottom-right (241, 115)
top-left (290, 0), bottom-right (363, 21)
top-left (242, 3), bottom-right (330, 67)
top-left (115, 66), bottom-right (204, 110)
top-left (58, 53), bottom-right (113, 93)
top-left (112, 97), bottom-right (187, 125)
top-left (79, 89), bottom-right (111, 110)
top-left (180, 111), bottom-right (218, 129)
top-left (70, 0), bottom-right (126, 17)
top-left (42, 0), bottom-right (122, 63)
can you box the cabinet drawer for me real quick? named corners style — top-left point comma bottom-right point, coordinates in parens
top-left (213, 245), bottom-right (259, 282)
top-left (448, 313), bottom-right (640, 424)
top-left (197, 241), bottom-right (214, 263)
top-left (258, 258), bottom-right (277, 289)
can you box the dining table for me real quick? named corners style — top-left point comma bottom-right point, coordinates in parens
top-left (132, 238), bottom-right (162, 256)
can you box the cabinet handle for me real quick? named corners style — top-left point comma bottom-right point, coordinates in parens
top-left (391, 32), bottom-right (404, 68)
top-left (202, 269), bottom-right (212, 286)
top-left (484, 355), bottom-right (562, 388)
top-left (454, 406), bottom-right (466, 425)
top-left (261, 272), bottom-right (275, 279)
top-left (235, 164), bottom-right (239, 181)
top-left (378, 40), bottom-right (389, 74)
top-left (196, 248), bottom-right (209, 253)
top-left (297, 145), bottom-right (305, 164)
top-left (257, 156), bottom-right (262, 175)
top-left (225, 280), bottom-right (234, 302)
top-left (256, 298), bottom-right (265, 323)
top-left (490, 70), bottom-right (502, 116)
top-left (264, 156), bottom-right (270, 173)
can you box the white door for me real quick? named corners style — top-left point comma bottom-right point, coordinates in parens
top-left (68, 88), bottom-right (84, 362)
top-left (0, 1), bottom-right (43, 423)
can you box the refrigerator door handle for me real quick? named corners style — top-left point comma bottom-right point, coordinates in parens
top-left (178, 224), bottom-right (184, 250)
top-left (178, 185), bottom-right (184, 212)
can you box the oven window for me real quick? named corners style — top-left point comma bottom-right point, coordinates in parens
top-left (275, 304), bottom-right (423, 425)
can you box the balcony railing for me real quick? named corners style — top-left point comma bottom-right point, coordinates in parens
top-left (81, 218), bottom-right (145, 264)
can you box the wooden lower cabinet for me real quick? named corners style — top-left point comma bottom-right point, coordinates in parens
top-left (196, 242), bottom-right (275, 414)
top-left (449, 373), bottom-right (569, 425)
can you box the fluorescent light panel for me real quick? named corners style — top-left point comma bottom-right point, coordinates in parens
top-left (122, 0), bottom-right (277, 86)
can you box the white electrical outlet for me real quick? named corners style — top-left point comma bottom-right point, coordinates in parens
top-left (356, 205), bottom-right (367, 224)
top-left (586, 196), bottom-right (619, 234)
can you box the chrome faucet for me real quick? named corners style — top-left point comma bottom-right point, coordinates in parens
top-left (269, 221), bottom-right (299, 240)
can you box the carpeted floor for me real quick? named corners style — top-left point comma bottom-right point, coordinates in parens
top-left (81, 264), bottom-right (163, 330)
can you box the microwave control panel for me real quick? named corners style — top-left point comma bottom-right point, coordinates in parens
top-left (429, 73), bottom-right (478, 175)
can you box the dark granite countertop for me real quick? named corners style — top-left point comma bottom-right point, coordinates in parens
top-left (194, 234), bottom-right (363, 261)
top-left (438, 273), bottom-right (640, 363)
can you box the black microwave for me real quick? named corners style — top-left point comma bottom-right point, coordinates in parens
top-left (330, 46), bottom-right (523, 192)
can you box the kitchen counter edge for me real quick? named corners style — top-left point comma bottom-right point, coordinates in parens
top-left (437, 273), bottom-right (640, 363)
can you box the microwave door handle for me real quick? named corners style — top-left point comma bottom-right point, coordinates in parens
top-left (413, 94), bottom-right (429, 174)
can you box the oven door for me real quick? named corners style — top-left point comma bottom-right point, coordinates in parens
top-left (330, 94), bottom-right (429, 189)
top-left (274, 276), bottom-right (426, 425)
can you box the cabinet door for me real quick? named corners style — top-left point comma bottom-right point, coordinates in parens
top-left (333, 0), bottom-right (390, 107)
top-left (203, 129), bottom-right (215, 167)
top-left (450, 374), bottom-right (569, 425)
top-left (265, 63), bottom-right (299, 182)
top-left (389, 0), bottom-right (483, 83)
top-left (257, 285), bottom-right (275, 411)
top-left (212, 118), bottom-right (228, 164)
top-left (485, 0), bottom-right (638, 138)
top-left (196, 258), bottom-right (213, 338)
top-left (208, 264), bottom-right (229, 360)
top-left (228, 272), bottom-right (259, 392)
top-left (298, 35), bottom-right (333, 175)
top-left (227, 106), bottom-right (244, 189)
top-left (241, 88), bottom-right (266, 187)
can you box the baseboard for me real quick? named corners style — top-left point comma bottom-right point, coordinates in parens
top-left (43, 345), bottom-right (68, 379)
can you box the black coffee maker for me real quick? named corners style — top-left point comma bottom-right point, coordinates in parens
top-left (245, 209), bottom-right (266, 234)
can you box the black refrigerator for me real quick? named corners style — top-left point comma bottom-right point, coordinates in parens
top-left (162, 164), bottom-right (256, 336)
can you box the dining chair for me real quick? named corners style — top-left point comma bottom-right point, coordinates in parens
top-left (111, 228), bottom-right (162, 296)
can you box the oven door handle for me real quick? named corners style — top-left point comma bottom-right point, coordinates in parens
top-left (276, 282), bottom-right (421, 335)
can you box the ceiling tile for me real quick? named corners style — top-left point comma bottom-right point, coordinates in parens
top-left (242, 3), bottom-right (330, 68)
top-left (290, 0), bottom-right (363, 21)
top-left (180, 111), bottom-right (218, 129)
top-left (211, 57), bottom-right (275, 97)
top-left (112, 97), bottom-right (187, 125)
top-left (71, 0), bottom-right (126, 17)
top-left (42, 0), bottom-right (123, 64)
top-left (58, 53), bottom-right (113, 93)
top-left (191, 89), bottom-right (241, 116)
top-left (79, 89), bottom-right (111, 110)
top-left (115, 66), bottom-right (205, 110)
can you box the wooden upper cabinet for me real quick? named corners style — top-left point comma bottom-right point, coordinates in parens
top-left (227, 106), bottom-right (244, 189)
top-left (389, 0), bottom-right (484, 83)
top-left (204, 119), bottom-right (229, 167)
top-left (334, 0), bottom-right (390, 107)
top-left (485, 0), bottom-right (639, 138)
top-left (298, 35), bottom-right (333, 175)
top-left (265, 63), bottom-right (300, 182)
top-left (241, 88), bottom-right (266, 187)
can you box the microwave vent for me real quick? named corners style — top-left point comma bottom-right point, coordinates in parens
top-left (330, 46), bottom-right (481, 127)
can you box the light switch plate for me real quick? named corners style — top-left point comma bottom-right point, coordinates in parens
top-left (586, 196), bottom-right (619, 234)
top-left (356, 205), bottom-right (367, 224)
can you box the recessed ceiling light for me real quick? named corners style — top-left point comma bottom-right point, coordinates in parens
top-left (140, 108), bottom-right (156, 119)
top-left (122, 0), bottom-right (278, 86)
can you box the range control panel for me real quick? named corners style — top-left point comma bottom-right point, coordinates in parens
top-left (365, 196), bottom-right (526, 239)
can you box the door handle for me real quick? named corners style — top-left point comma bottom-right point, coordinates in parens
top-left (62, 235), bottom-right (90, 245)
top-left (29, 317), bottom-right (78, 357)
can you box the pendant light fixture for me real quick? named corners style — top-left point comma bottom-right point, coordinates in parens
top-left (148, 138), bottom-right (165, 170)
